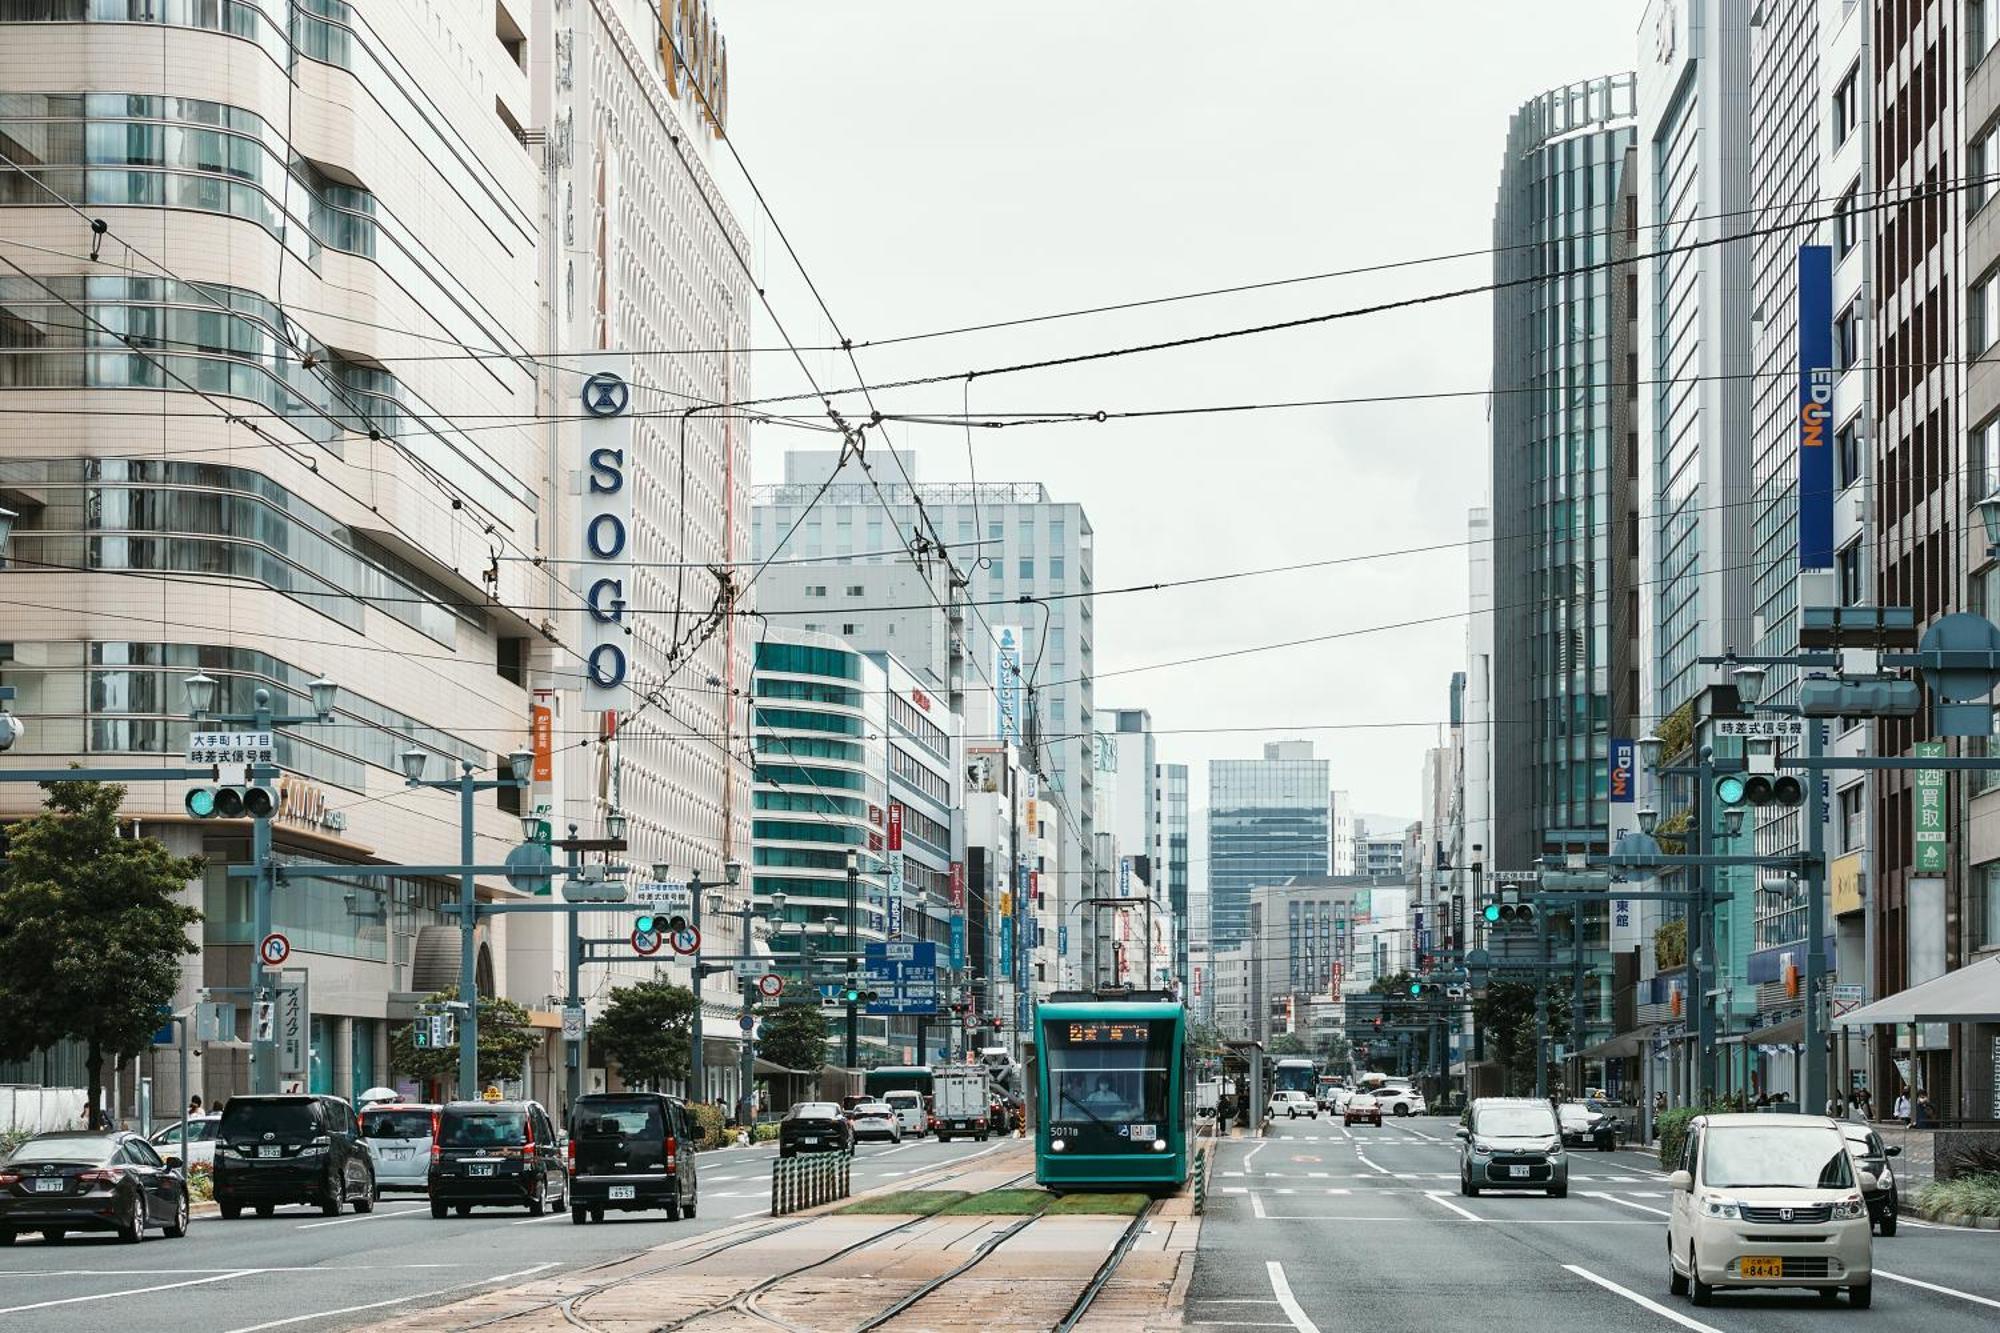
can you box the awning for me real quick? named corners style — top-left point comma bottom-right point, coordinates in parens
top-left (1834, 955), bottom-right (2000, 1026)
top-left (1577, 1024), bottom-right (1662, 1061)
top-left (1719, 1015), bottom-right (1803, 1047)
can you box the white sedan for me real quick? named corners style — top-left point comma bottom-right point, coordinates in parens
top-left (1373, 1086), bottom-right (1428, 1117)
top-left (149, 1114), bottom-right (221, 1168)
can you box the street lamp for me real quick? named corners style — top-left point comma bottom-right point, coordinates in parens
top-left (518, 814), bottom-right (540, 841)
top-left (651, 861), bottom-right (673, 883)
top-left (1638, 733), bottom-right (1665, 773)
top-left (399, 747), bottom-right (429, 784)
top-left (1638, 807), bottom-right (1658, 836)
top-left (507, 747), bottom-right (534, 783)
top-left (308, 674), bottom-right (338, 720)
top-left (1732, 663), bottom-right (1768, 708)
top-left (725, 857), bottom-right (742, 886)
top-left (183, 671), bottom-right (218, 718)
top-left (1979, 494), bottom-right (2000, 558)
top-left (1722, 807), bottom-right (1746, 840)
top-left (604, 808), bottom-right (627, 841)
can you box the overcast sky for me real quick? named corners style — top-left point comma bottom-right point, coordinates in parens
top-left (708, 1), bottom-right (1638, 824)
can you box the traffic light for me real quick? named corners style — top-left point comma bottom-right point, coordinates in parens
top-left (1798, 678), bottom-right (1921, 718)
top-left (1483, 896), bottom-right (1535, 929)
top-left (633, 912), bottom-right (688, 935)
top-left (840, 986), bottom-right (879, 1004)
top-left (186, 783), bottom-right (275, 819)
top-left (251, 1000), bottom-right (275, 1043)
top-left (1715, 772), bottom-right (1804, 810)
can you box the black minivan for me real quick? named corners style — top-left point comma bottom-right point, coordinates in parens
top-left (566, 1092), bottom-right (702, 1224)
top-left (429, 1100), bottom-right (567, 1217)
top-left (213, 1094), bottom-right (376, 1218)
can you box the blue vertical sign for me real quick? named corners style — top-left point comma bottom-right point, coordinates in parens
top-left (1797, 245), bottom-right (1835, 570)
top-left (999, 917), bottom-right (1012, 974)
top-left (1058, 923), bottom-right (1069, 957)
top-left (949, 915), bottom-right (965, 970)
top-left (994, 626), bottom-right (1022, 744)
top-left (1608, 738), bottom-right (1635, 804)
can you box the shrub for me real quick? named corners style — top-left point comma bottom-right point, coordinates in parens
top-left (187, 1163), bottom-right (213, 1202)
top-left (753, 1121), bottom-right (780, 1143)
top-left (688, 1101), bottom-right (726, 1151)
top-left (1656, 1108), bottom-right (1698, 1168)
top-left (1916, 1174), bottom-right (2000, 1219)
top-left (0, 1128), bottom-right (30, 1161)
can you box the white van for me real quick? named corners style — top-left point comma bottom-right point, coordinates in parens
top-left (883, 1089), bottom-right (927, 1138)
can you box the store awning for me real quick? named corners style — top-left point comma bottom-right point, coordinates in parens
top-left (1720, 1015), bottom-right (1803, 1047)
top-left (1578, 1024), bottom-right (1661, 1061)
top-left (1834, 956), bottom-right (2000, 1026)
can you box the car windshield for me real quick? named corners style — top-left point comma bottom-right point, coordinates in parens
top-left (574, 1100), bottom-right (664, 1137)
top-left (789, 1104), bottom-right (839, 1120)
top-left (1475, 1106), bottom-right (1557, 1137)
top-left (361, 1110), bottom-right (435, 1140)
top-left (1702, 1127), bottom-right (1855, 1189)
top-left (439, 1111), bottom-right (528, 1148)
top-left (1558, 1105), bottom-right (1592, 1124)
top-left (6, 1136), bottom-right (116, 1164)
top-left (153, 1120), bottom-right (218, 1143)
top-left (220, 1099), bottom-right (320, 1138)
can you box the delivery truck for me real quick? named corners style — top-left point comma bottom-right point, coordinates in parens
top-left (931, 1066), bottom-right (992, 1142)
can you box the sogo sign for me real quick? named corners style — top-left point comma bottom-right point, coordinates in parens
top-left (579, 361), bottom-right (634, 711)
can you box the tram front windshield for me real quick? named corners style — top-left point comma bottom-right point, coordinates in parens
top-left (1044, 1019), bottom-right (1173, 1125)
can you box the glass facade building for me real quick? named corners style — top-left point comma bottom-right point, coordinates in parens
top-left (1161, 762), bottom-right (1189, 988)
top-left (1205, 742), bottom-right (1331, 952)
top-left (1488, 74), bottom-right (1636, 870)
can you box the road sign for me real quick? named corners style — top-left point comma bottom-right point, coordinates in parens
top-left (1489, 870), bottom-right (1541, 884)
top-left (733, 960), bottom-right (764, 979)
top-left (1714, 718), bottom-right (1806, 738)
top-left (186, 730), bottom-right (275, 764)
top-left (634, 880), bottom-right (693, 913)
top-left (259, 933), bottom-right (290, 967)
top-left (862, 940), bottom-right (938, 1015)
top-left (505, 839), bottom-right (554, 895)
top-left (669, 926), bottom-right (700, 955)
top-left (561, 1005), bottom-right (585, 1042)
top-left (276, 977), bottom-right (307, 1076)
top-left (757, 973), bottom-right (784, 998)
top-left (739, 1013), bottom-right (756, 1033)
top-left (630, 927), bottom-right (663, 956)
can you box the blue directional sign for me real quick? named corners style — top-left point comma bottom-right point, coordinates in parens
top-left (862, 940), bottom-right (938, 1016)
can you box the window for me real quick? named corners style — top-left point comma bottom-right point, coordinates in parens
top-left (845, 585), bottom-right (864, 596)
top-left (1975, 860), bottom-right (2000, 950)
top-left (1976, 0), bottom-right (2000, 70)
top-left (1975, 128), bottom-right (1998, 214)
top-left (1832, 63), bottom-right (1859, 142)
top-left (1834, 302), bottom-right (1859, 370)
top-left (1835, 181), bottom-right (1862, 254)
top-left (1839, 784), bottom-right (1866, 853)
top-left (1974, 414), bottom-right (2000, 499)
top-left (1019, 558), bottom-right (1035, 579)
top-left (988, 519), bottom-right (1003, 540)
top-left (1836, 416), bottom-right (1863, 489)
top-left (805, 585), bottom-right (827, 597)
top-left (1050, 519), bottom-right (1066, 547)
top-left (840, 623), bottom-right (858, 636)
top-left (1838, 542), bottom-right (1865, 606)
top-left (1049, 557), bottom-right (1065, 580)
top-left (1975, 273), bottom-right (2000, 356)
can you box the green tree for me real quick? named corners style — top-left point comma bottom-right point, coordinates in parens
top-left (391, 991), bottom-right (538, 1090)
top-left (757, 998), bottom-right (828, 1073)
top-left (0, 780), bottom-right (203, 1123)
top-left (585, 979), bottom-right (694, 1089)
top-left (1368, 970), bottom-right (1414, 995)
top-left (1470, 979), bottom-right (1573, 1096)
top-left (1266, 1032), bottom-right (1310, 1056)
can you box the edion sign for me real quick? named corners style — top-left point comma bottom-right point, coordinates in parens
top-left (1608, 738), bottom-right (1635, 804)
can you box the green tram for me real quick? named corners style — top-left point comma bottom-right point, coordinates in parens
top-left (1034, 995), bottom-right (1192, 1195)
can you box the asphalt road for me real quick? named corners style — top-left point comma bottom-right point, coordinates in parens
top-left (1191, 1113), bottom-right (2000, 1332)
top-left (0, 1132), bottom-right (1011, 1333)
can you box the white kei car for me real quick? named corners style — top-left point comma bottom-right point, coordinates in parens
top-left (1267, 1090), bottom-right (1318, 1120)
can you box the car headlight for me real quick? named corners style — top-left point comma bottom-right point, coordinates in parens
top-left (1151, 1138), bottom-right (1168, 1153)
top-left (1471, 1141), bottom-right (1492, 1156)
top-left (1832, 1195), bottom-right (1867, 1220)
top-left (1702, 1196), bottom-right (1740, 1219)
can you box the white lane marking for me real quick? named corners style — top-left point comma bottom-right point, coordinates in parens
top-left (219, 1263), bottom-right (558, 1333)
top-left (1198, 1299), bottom-right (1282, 1304)
top-left (1561, 1263), bottom-right (1724, 1333)
top-left (1266, 1261), bottom-right (1323, 1333)
top-left (1250, 1191), bottom-right (1267, 1219)
top-left (509, 1211), bottom-right (571, 1224)
top-left (1586, 1191), bottom-right (1672, 1218)
top-left (1876, 1271), bottom-right (2000, 1310)
top-left (1244, 1141), bottom-right (1269, 1171)
top-left (295, 1203), bottom-right (432, 1230)
top-left (1355, 1152), bottom-right (1387, 1173)
top-left (732, 1209), bottom-right (765, 1219)
top-left (0, 1266), bottom-right (464, 1278)
top-left (1253, 1215), bottom-right (1654, 1224)
top-left (1422, 1191), bottom-right (1480, 1222)
top-left (0, 1270), bottom-right (256, 1315)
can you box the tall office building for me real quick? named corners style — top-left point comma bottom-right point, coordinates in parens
top-left (1488, 74), bottom-right (1639, 874)
top-left (751, 449), bottom-right (1096, 897)
top-left (1205, 742), bottom-right (1331, 952)
top-left (1160, 761), bottom-right (1190, 990)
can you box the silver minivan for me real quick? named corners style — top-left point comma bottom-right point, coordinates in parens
top-left (358, 1103), bottom-right (438, 1194)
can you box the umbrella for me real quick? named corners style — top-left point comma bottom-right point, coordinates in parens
top-left (358, 1086), bottom-right (400, 1105)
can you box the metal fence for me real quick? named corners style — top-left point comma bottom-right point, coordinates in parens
top-left (771, 1150), bottom-right (852, 1216)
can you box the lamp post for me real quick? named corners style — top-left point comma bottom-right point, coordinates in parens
top-left (699, 881), bottom-right (725, 1105)
top-left (400, 744), bottom-right (534, 1100)
top-left (844, 848), bottom-right (861, 1067)
top-left (188, 672), bottom-right (341, 1094)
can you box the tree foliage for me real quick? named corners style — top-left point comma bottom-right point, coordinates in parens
top-left (1265, 1032), bottom-right (1311, 1056)
top-left (0, 780), bottom-right (204, 1123)
top-left (1654, 918), bottom-right (1688, 969)
top-left (757, 998), bottom-right (828, 1073)
top-left (1368, 970), bottom-right (1414, 995)
top-left (586, 979), bottom-right (694, 1089)
top-left (391, 990), bottom-right (538, 1089)
top-left (1470, 979), bottom-right (1573, 1096)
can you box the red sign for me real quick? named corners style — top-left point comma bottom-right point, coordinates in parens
top-left (869, 832), bottom-right (883, 852)
top-left (1193, 966), bottom-right (1202, 997)
top-left (1030, 870), bottom-right (1040, 902)
top-left (530, 702), bottom-right (553, 782)
top-left (949, 861), bottom-right (965, 910)
top-left (911, 687), bottom-right (932, 712)
top-left (887, 803), bottom-right (903, 852)
top-left (869, 804), bottom-right (883, 827)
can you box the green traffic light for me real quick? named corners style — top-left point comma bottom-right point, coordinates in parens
top-left (1483, 903), bottom-right (1501, 923)
top-left (185, 788), bottom-right (218, 818)
top-left (1408, 982), bottom-right (1423, 996)
top-left (635, 914), bottom-right (656, 934)
top-left (1716, 774), bottom-right (1749, 805)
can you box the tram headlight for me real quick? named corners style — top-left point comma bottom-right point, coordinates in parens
top-left (1150, 1138), bottom-right (1168, 1153)
top-left (1050, 1139), bottom-right (1067, 1153)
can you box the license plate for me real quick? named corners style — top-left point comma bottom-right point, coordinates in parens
top-left (385, 1149), bottom-right (408, 1159)
top-left (469, 1164), bottom-right (494, 1177)
top-left (1130, 1124), bottom-right (1157, 1142)
top-left (32, 1178), bottom-right (63, 1193)
top-left (1740, 1256), bottom-right (1784, 1280)
top-left (1508, 1165), bottom-right (1530, 1178)
top-left (609, 1185), bottom-right (635, 1200)
top-left (258, 1145), bottom-right (281, 1159)
top-left (801, 1137), bottom-right (818, 1144)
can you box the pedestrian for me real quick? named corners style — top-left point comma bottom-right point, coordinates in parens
top-left (1861, 1089), bottom-right (1875, 1120)
top-left (187, 1094), bottom-right (203, 1117)
top-left (1894, 1088), bottom-right (1911, 1123)
top-left (1913, 1092), bottom-right (1935, 1128)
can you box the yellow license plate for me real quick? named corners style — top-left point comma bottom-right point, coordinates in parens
top-left (1739, 1257), bottom-right (1784, 1280)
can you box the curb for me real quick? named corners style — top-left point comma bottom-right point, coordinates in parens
top-left (1900, 1200), bottom-right (2000, 1229)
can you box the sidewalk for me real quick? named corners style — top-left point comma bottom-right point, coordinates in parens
top-left (357, 1143), bottom-right (1200, 1332)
